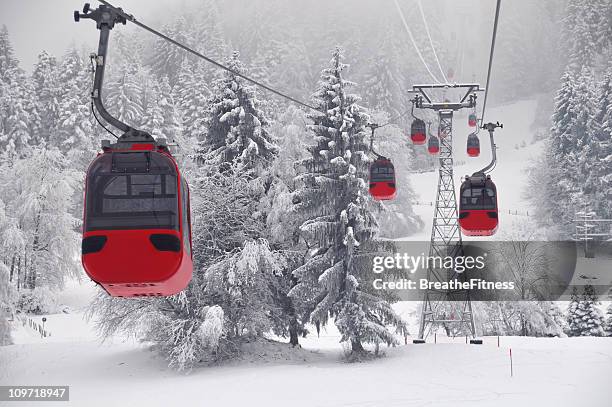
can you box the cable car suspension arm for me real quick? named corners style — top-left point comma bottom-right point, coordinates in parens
top-left (478, 121), bottom-right (502, 174)
top-left (74, 3), bottom-right (133, 134)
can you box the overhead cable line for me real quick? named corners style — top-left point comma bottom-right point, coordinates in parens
top-left (379, 107), bottom-right (414, 128)
top-left (392, 0), bottom-right (441, 84)
top-left (479, 0), bottom-right (502, 124)
top-left (96, 0), bottom-right (324, 114)
top-left (416, 0), bottom-right (447, 83)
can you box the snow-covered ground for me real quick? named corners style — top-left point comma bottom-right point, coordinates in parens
top-left (2, 98), bottom-right (611, 407)
top-left (2, 307), bottom-right (611, 407)
top-left (406, 98), bottom-right (543, 241)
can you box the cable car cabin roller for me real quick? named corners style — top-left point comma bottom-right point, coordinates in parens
top-left (369, 157), bottom-right (396, 200)
top-left (459, 172), bottom-right (498, 236)
top-left (76, 3), bottom-right (192, 297)
top-left (467, 133), bottom-right (480, 157)
top-left (410, 119), bottom-right (427, 145)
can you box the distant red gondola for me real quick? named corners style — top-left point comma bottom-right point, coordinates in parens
top-left (428, 135), bottom-right (440, 154)
top-left (467, 133), bottom-right (480, 157)
top-left (410, 119), bottom-right (427, 145)
top-left (369, 157), bottom-right (396, 200)
top-left (468, 113), bottom-right (478, 127)
top-left (459, 173), bottom-right (498, 236)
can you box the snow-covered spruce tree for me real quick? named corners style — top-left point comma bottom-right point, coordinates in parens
top-left (604, 302), bottom-right (612, 336)
top-left (567, 286), bottom-right (582, 336)
top-left (563, 0), bottom-right (610, 70)
top-left (532, 69), bottom-right (589, 235)
top-left (0, 25), bottom-right (18, 79)
top-left (591, 66), bottom-right (612, 219)
top-left (265, 106), bottom-right (310, 247)
top-left (576, 284), bottom-right (605, 336)
top-left (263, 106), bottom-right (314, 345)
top-left (0, 27), bottom-right (39, 158)
top-left (148, 18), bottom-right (189, 86)
top-left (31, 51), bottom-right (60, 144)
top-left (573, 66), bottom-right (598, 204)
top-left (290, 48), bottom-right (406, 356)
top-left (204, 239), bottom-right (286, 338)
top-left (199, 51), bottom-right (278, 178)
top-left (185, 0), bottom-right (227, 83)
top-left (173, 61), bottom-right (211, 143)
top-left (55, 49), bottom-right (95, 166)
top-left (361, 36), bottom-right (405, 118)
top-left (105, 69), bottom-right (144, 128)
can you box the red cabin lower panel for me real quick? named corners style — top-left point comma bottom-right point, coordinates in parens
top-left (82, 229), bottom-right (192, 297)
top-left (411, 133), bottom-right (426, 145)
top-left (370, 182), bottom-right (396, 200)
top-left (467, 148), bottom-right (480, 157)
top-left (459, 210), bottom-right (498, 236)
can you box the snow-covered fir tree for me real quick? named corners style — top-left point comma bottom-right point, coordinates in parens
top-left (204, 239), bottom-right (287, 338)
top-left (290, 48), bottom-right (406, 356)
top-left (148, 18), bottom-right (190, 86)
top-left (199, 51), bottom-right (278, 177)
top-left (173, 61), bottom-right (210, 142)
top-left (532, 70), bottom-right (581, 235)
top-left (604, 302), bottom-right (612, 336)
top-left (567, 286), bottom-right (582, 336)
top-left (54, 49), bottom-right (95, 166)
top-left (563, 0), bottom-right (611, 70)
top-left (105, 69), bottom-right (144, 129)
top-left (0, 27), bottom-right (38, 157)
top-left (577, 284), bottom-right (605, 336)
top-left (31, 51), bottom-right (60, 144)
top-left (361, 33), bottom-right (406, 118)
top-left (591, 65), bottom-right (612, 218)
top-left (567, 285), bottom-right (605, 336)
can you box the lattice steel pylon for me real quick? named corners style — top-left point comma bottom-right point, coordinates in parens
top-left (410, 84), bottom-right (483, 342)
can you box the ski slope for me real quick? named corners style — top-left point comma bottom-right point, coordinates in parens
top-left (405, 98), bottom-right (544, 241)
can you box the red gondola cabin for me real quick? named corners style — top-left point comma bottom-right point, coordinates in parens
top-left (82, 138), bottom-right (193, 297)
top-left (459, 173), bottom-right (498, 236)
top-left (369, 157), bottom-right (396, 200)
top-left (410, 119), bottom-right (427, 145)
top-left (428, 135), bottom-right (440, 154)
top-left (467, 133), bottom-right (480, 157)
top-left (468, 113), bottom-right (478, 127)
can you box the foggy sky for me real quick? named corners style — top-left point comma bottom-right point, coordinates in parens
top-left (0, 0), bottom-right (195, 71)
